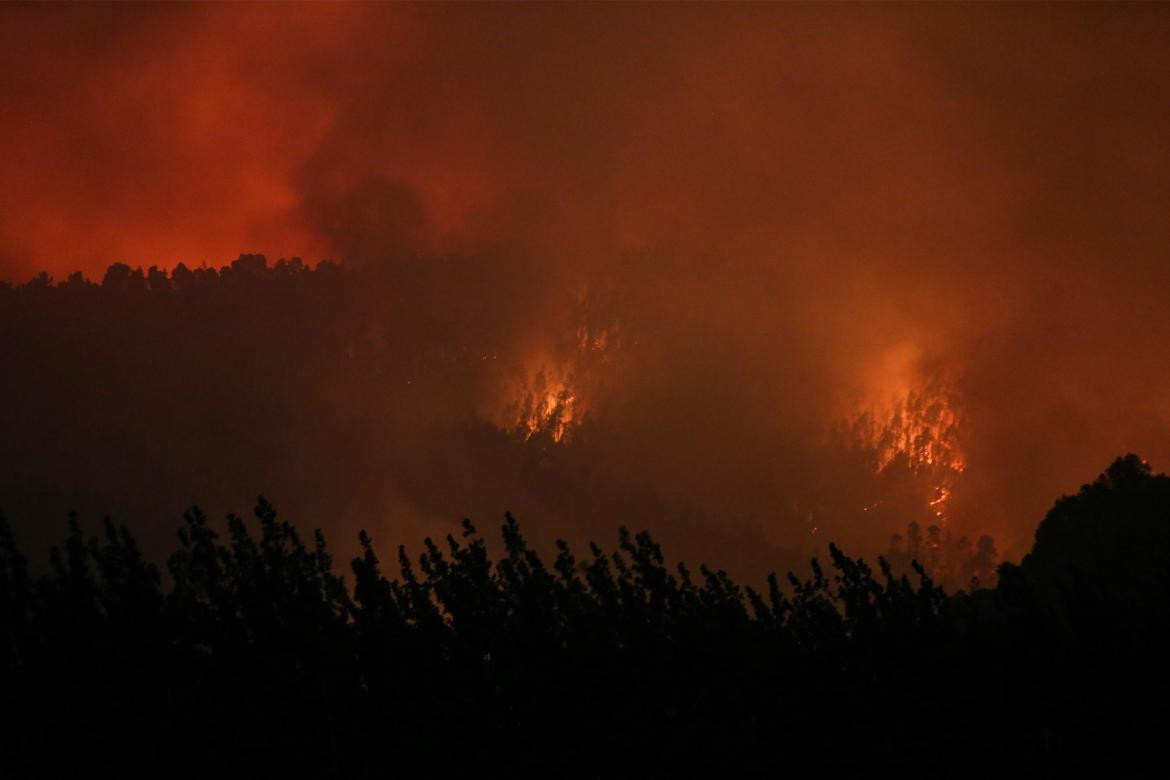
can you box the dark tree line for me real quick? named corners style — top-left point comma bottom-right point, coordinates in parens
top-left (1, 455), bottom-right (1166, 777)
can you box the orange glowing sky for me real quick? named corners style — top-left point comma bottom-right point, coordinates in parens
top-left (4, 3), bottom-right (1163, 280)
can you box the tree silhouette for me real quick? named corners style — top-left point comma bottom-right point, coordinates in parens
top-left (0, 455), bottom-right (1166, 775)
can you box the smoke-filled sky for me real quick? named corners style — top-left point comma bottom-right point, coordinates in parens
top-left (3, 2), bottom-right (1170, 575)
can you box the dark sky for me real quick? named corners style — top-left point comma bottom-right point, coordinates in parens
top-left (2, 2), bottom-right (1170, 571)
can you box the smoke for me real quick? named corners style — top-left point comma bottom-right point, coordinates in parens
top-left (3, 3), bottom-right (1170, 574)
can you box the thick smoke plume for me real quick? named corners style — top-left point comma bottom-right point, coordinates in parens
top-left (3, 3), bottom-right (1170, 578)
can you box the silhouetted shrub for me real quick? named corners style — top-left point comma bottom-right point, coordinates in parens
top-left (1, 456), bottom-right (1167, 776)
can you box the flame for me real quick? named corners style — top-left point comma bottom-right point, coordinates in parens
top-left (928, 485), bottom-right (951, 519)
top-left (868, 389), bottom-right (965, 475)
top-left (515, 368), bottom-right (578, 443)
top-left (494, 308), bottom-right (619, 444)
top-left (845, 376), bottom-right (966, 525)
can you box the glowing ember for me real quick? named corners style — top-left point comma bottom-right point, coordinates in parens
top-left (928, 485), bottom-right (951, 518)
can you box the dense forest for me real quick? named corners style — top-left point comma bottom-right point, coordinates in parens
top-left (2, 454), bottom-right (1166, 776)
top-left (0, 257), bottom-right (995, 586)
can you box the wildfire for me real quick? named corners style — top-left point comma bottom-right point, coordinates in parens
top-left (868, 388), bottom-right (965, 475)
top-left (834, 370), bottom-right (1001, 587)
top-left (500, 313), bottom-right (619, 444)
top-left (515, 369), bottom-right (578, 443)
top-left (844, 377), bottom-right (966, 525)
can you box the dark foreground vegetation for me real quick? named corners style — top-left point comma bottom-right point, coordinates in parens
top-left (2, 455), bottom-right (1167, 778)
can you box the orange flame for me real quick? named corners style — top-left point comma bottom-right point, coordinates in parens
top-left (846, 378), bottom-right (966, 525)
top-left (515, 369), bottom-right (578, 443)
top-left (499, 320), bottom-right (618, 444)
